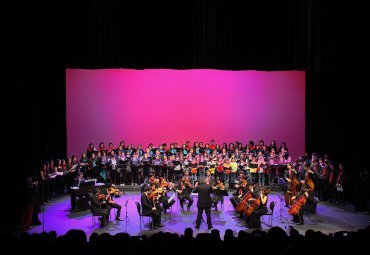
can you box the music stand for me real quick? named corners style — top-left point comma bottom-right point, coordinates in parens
top-left (79, 179), bottom-right (96, 188)
top-left (123, 200), bottom-right (130, 224)
top-left (162, 209), bottom-right (176, 224)
top-left (162, 191), bottom-right (177, 224)
top-left (272, 192), bottom-right (290, 224)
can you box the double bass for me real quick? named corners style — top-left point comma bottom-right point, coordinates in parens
top-left (288, 170), bottom-right (315, 216)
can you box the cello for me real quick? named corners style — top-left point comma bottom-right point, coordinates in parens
top-left (244, 188), bottom-right (270, 217)
top-left (284, 169), bottom-right (301, 206)
top-left (288, 170), bottom-right (315, 216)
top-left (235, 181), bottom-right (253, 213)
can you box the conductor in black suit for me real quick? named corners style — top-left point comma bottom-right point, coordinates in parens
top-left (192, 178), bottom-right (213, 229)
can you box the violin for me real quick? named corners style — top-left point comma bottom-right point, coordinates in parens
top-left (97, 193), bottom-right (106, 200)
top-left (213, 181), bottom-right (225, 190)
top-left (184, 177), bottom-right (193, 188)
top-left (108, 185), bottom-right (124, 198)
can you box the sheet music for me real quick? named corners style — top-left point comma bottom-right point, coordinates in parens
top-left (168, 192), bottom-right (177, 203)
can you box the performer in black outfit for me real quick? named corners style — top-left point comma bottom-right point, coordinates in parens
top-left (101, 187), bottom-right (123, 221)
top-left (73, 172), bottom-right (86, 187)
top-left (230, 176), bottom-right (249, 209)
top-left (90, 188), bottom-right (110, 227)
top-left (176, 173), bottom-right (194, 212)
top-left (193, 178), bottom-right (213, 229)
top-left (291, 170), bottom-right (315, 225)
top-left (212, 177), bottom-right (225, 211)
top-left (141, 186), bottom-right (163, 228)
top-left (246, 187), bottom-right (269, 229)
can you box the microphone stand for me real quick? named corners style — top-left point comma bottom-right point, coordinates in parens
top-left (123, 200), bottom-right (130, 224)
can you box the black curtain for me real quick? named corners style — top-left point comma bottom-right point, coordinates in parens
top-left (306, 71), bottom-right (370, 199)
top-left (5, 0), bottom-right (370, 224)
top-left (5, 1), bottom-right (66, 225)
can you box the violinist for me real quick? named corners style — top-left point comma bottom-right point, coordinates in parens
top-left (212, 177), bottom-right (225, 211)
top-left (91, 188), bottom-right (110, 227)
top-left (149, 185), bottom-right (164, 213)
top-left (158, 177), bottom-right (176, 213)
top-left (245, 187), bottom-right (269, 229)
top-left (290, 168), bottom-right (315, 225)
top-left (141, 186), bottom-right (163, 228)
top-left (101, 186), bottom-right (123, 221)
top-left (176, 172), bottom-right (194, 212)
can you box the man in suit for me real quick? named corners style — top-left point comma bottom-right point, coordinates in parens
top-left (192, 178), bottom-right (213, 229)
top-left (73, 172), bottom-right (86, 187)
top-left (90, 188), bottom-right (110, 227)
top-left (141, 186), bottom-right (163, 228)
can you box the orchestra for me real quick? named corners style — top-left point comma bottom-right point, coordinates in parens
top-left (35, 140), bottom-right (341, 230)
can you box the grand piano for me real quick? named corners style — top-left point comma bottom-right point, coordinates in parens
top-left (70, 179), bottom-right (106, 211)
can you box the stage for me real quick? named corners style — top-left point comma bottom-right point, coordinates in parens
top-left (28, 189), bottom-right (370, 238)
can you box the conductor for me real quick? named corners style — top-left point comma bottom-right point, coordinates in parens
top-left (192, 178), bottom-right (213, 229)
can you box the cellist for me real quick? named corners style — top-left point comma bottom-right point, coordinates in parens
top-left (245, 187), bottom-right (270, 229)
top-left (230, 176), bottom-right (249, 210)
top-left (284, 163), bottom-right (301, 207)
top-left (290, 167), bottom-right (315, 225)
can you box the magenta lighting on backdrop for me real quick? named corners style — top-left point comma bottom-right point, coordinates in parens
top-left (66, 69), bottom-right (305, 159)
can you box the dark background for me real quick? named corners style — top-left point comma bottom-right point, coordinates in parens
top-left (5, 0), bottom-right (370, 225)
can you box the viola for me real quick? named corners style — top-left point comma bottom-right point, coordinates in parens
top-left (213, 181), bottom-right (225, 190)
top-left (109, 186), bottom-right (124, 198)
top-left (97, 194), bottom-right (106, 200)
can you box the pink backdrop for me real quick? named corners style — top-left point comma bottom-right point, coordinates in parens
top-left (66, 69), bottom-right (305, 159)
